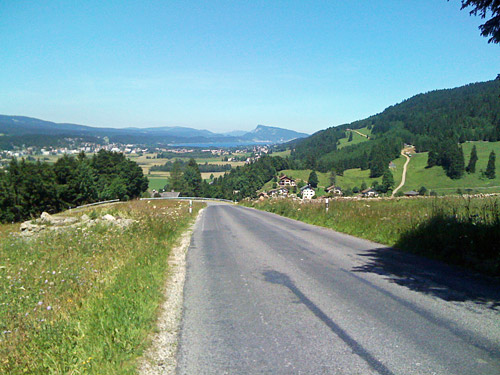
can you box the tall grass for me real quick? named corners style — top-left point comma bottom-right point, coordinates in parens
top-left (245, 197), bottom-right (500, 275)
top-left (0, 200), bottom-right (201, 374)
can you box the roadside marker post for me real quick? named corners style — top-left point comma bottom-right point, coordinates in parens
top-left (325, 198), bottom-right (329, 213)
top-left (189, 200), bottom-right (193, 214)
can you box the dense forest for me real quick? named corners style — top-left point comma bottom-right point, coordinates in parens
top-left (291, 79), bottom-right (500, 177)
top-left (0, 150), bottom-right (148, 223)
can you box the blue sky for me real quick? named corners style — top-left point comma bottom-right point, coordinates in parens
top-left (0, 1), bottom-right (498, 134)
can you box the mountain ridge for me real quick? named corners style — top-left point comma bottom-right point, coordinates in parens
top-left (0, 115), bottom-right (308, 145)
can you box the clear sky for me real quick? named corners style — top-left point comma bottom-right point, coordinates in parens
top-left (0, 1), bottom-right (498, 134)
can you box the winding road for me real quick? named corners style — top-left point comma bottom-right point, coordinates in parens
top-left (176, 203), bottom-right (500, 374)
top-left (392, 150), bottom-right (411, 196)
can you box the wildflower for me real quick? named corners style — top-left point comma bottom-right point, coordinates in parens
top-left (47, 306), bottom-right (52, 310)
top-left (38, 301), bottom-right (43, 306)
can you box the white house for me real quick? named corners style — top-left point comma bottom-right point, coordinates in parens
top-left (300, 185), bottom-right (315, 200)
top-left (361, 188), bottom-right (379, 197)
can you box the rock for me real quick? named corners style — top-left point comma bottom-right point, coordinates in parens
top-left (40, 212), bottom-right (53, 224)
top-left (81, 214), bottom-right (90, 222)
top-left (63, 217), bottom-right (78, 225)
top-left (20, 221), bottom-right (35, 231)
top-left (102, 214), bottom-right (116, 222)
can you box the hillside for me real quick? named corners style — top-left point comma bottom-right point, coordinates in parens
top-left (0, 115), bottom-right (308, 146)
top-left (291, 79), bottom-right (500, 176)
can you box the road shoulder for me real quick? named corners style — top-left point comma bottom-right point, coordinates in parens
top-left (138, 208), bottom-right (204, 375)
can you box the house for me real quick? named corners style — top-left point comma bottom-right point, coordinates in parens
top-left (278, 176), bottom-right (296, 187)
top-left (388, 161), bottom-right (396, 169)
top-left (325, 185), bottom-right (343, 196)
top-left (404, 190), bottom-right (419, 197)
top-left (361, 188), bottom-right (379, 197)
top-left (268, 187), bottom-right (288, 197)
top-left (160, 190), bottom-right (180, 198)
top-left (300, 184), bottom-right (316, 200)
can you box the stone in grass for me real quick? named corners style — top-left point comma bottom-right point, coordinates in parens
top-left (102, 214), bottom-right (116, 222)
top-left (40, 212), bottom-right (54, 224)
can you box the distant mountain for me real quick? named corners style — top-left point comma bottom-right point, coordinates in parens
top-left (127, 126), bottom-right (217, 138)
top-left (0, 115), bottom-right (308, 146)
top-left (241, 125), bottom-right (308, 143)
top-left (222, 130), bottom-right (248, 137)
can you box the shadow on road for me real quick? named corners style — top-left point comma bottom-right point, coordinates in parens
top-left (263, 270), bottom-right (395, 375)
top-left (352, 247), bottom-right (500, 311)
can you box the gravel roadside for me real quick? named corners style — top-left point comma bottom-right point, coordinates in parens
top-left (138, 209), bottom-right (204, 375)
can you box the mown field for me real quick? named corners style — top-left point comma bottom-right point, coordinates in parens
top-left (403, 141), bottom-right (500, 194)
top-left (337, 126), bottom-right (372, 149)
top-left (267, 140), bottom-right (500, 196)
top-left (244, 196), bottom-right (500, 276)
top-left (0, 200), bottom-right (202, 374)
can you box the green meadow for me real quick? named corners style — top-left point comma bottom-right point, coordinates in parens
top-left (0, 200), bottom-right (202, 374)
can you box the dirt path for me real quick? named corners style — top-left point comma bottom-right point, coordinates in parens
top-left (392, 150), bottom-right (411, 196)
top-left (352, 129), bottom-right (370, 139)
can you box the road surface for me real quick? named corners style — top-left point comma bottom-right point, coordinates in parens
top-left (176, 203), bottom-right (500, 374)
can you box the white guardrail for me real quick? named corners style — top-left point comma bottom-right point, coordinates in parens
top-left (140, 197), bottom-right (235, 203)
top-left (72, 199), bottom-right (121, 209)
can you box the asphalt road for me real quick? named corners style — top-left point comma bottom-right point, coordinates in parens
top-left (176, 203), bottom-right (500, 375)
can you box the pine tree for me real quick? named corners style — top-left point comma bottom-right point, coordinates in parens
top-left (348, 131), bottom-right (353, 142)
top-left (308, 170), bottom-right (319, 188)
top-left (426, 150), bottom-right (439, 168)
top-left (167, 159), bottom-right (185, 192)
top-left (485, 150), bottom-right (496, 179)
top-left (183, 158), bottom-right (202, 196)
top-left (381, 169), bottom-right (395, 193)
top-left (329, 170), bottom-right (336, 186)
top-left (465, 145), bottom-right (478, 173)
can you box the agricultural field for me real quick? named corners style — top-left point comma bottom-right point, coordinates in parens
top-left (271, 149), bottom-right (291, 157)
top-left (0, 200), bottom-right (202, 374)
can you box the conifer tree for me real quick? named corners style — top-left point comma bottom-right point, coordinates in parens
top-left (466, 145), bottom-right (478, 173)
top-left (381, 169), bottom-right (395, 193)
top-left (485, 150), bottom-right (496, 179)
top-left (183, 158), bottom-right (202, 196)
top-left (348, 131), bottom-right (353, 142)
top-left (308, 170), bottom-right (319, 188)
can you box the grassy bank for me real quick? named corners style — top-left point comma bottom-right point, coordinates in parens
top-left (244, 196), bottom-right (500, 276)
top-left (0, 200), bottom-right (202, 374)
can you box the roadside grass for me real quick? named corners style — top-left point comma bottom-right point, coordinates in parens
top-left (0, 200), bottom-right (202, 374)
top-left (244, 196), bottom-right (500, 276)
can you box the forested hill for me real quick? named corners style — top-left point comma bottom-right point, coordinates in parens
top-left (291, 79), bottom-right (500, 175)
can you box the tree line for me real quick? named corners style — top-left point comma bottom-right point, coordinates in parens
top-left (0, 150), bottom-right (148, 223)
top-left (150, 159), bottom-right (232, 173)
top-left (164, 155), bottom-right (291, 200)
